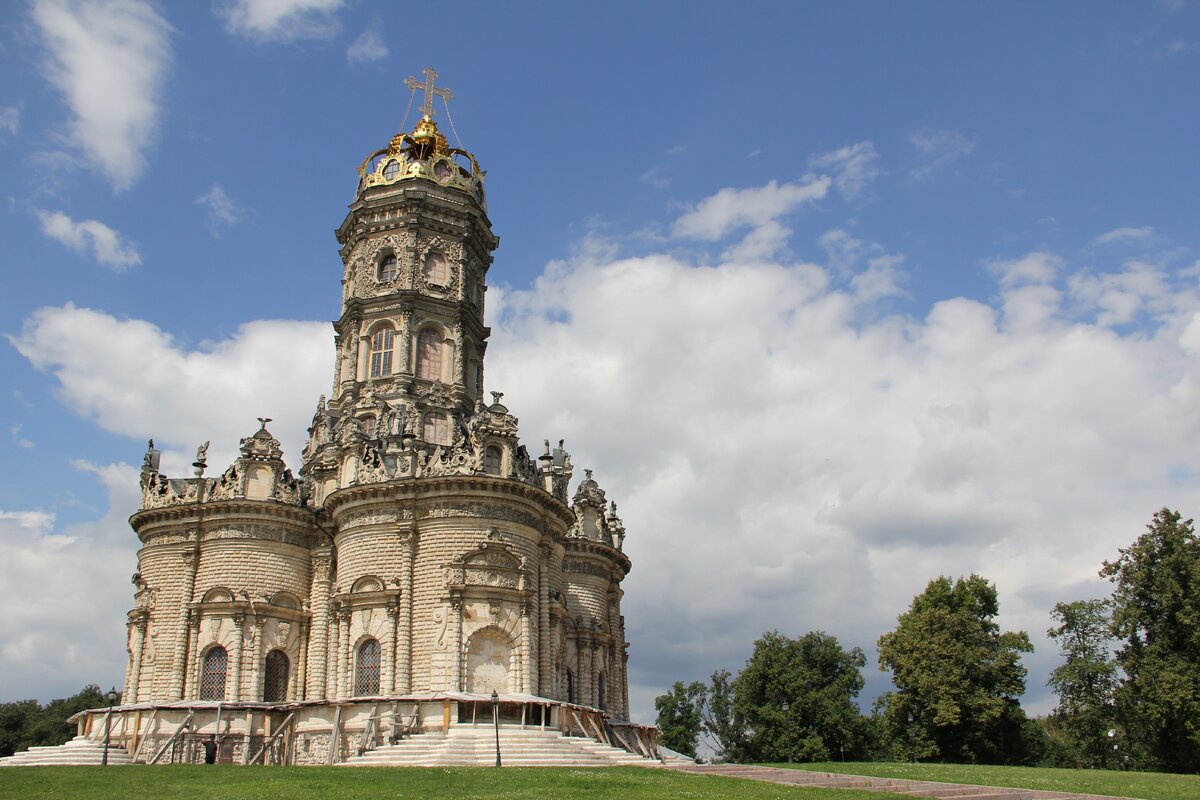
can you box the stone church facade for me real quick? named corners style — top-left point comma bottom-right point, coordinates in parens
top-left (65, 75), bottom-right (652, 766)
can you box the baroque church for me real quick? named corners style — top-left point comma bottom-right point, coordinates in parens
top-left (6, 70), bottom-right (658, 767)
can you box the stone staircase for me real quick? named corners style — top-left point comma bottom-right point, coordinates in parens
top-left (0, 736), bottom-right (134, 767)
top-left (342, 725), bottom-right (657, 767)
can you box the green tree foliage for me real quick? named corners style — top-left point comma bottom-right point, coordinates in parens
top-left (0, 685), bottom-right (110, 757)
top-left (876, 574), bottom-right (1033, 764)
top-left (733, 630), bottom-right (866, 763)
top-left (1101, 508), bottom-right (1200, 772)
top-left (654, 680), bottom-right (707, 758)
top-left (1046, 598), bottom-right (1117, 767)
top-left (700, 668), bottom-right (742, 762)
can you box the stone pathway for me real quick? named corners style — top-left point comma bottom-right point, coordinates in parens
top-left (666, 764), bottom-right (1138, 800)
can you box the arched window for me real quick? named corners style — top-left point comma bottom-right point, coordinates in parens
top-left (369, 326), bottom-right (395, 378)
top-left (422, 412), bottom-right (449, 446)
top-left (416, 328), bottom-right (442, 381)
top-left (377, 253), bottom-right (398, 282)
top-left (361, 415), bottom-right (377, 438)
top-left (484, 446), bottom-right (501, 476)
top-left (355, 638), bottom-right (381, 696)
top-left (423, 252), bottom-right (448, 285)
top-left (263, 650), bottom-right (289, 702)
top-left (199, 646), bottom-right (228, 701)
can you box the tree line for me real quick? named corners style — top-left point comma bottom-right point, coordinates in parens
top-left (655, 508), bottom-right (1200, 773)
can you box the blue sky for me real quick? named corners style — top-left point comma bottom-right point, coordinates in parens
top-left (3, 0), bottom-right (1200, 726)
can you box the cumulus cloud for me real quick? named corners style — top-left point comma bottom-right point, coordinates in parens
top-left (810, 141), bottom-right (880, 201)
top-left (988, 251), bottom-right (1062, 288)
top-left (219, 0), bottom-right (344, 41)
top-left (0, 106), bottom-right (19, 138)
top-left (37, 210), bottom-right (140, 270)
top-left (0, 464), bottom-right (139, 701)
top-left (346, 27), bottom-right (387, 66)
top-left (10, 305), bottom-right (331, 471)
top-left (1093, 226), bottom-right (1155, 247)
top-left (909, 127), bottom-right (975, 180)
top-left (32, 0), bottom-right (172, 191)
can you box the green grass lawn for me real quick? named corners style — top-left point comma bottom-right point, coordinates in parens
top-left (0, 765), bottom-right (881, 800)
top-left (780, 761), bottom-right (1200, 800)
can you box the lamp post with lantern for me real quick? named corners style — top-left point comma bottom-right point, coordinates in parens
top-left (101, 687), bottom-right (118, 766)
top-left (491, 690), bottom-right (501, 767)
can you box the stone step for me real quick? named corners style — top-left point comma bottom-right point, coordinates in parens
top-left (0, 736), bottom-right (134, 767)
top-left (342, 726), bottom-right (656, 767)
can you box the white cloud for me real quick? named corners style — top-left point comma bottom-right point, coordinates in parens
top-left (909, 127), bottom-right (975, 180)
top-left (638, 165), bottom-right (669, 190)
top-left (32, 0), bottom-right (172, 191)
top-left (0, 106), bottom-right (19, 137)
top-left (37, 210), bottom-right (140, 270)
top-left (672, 177), bottom-right (830, 241)
top-left (1093, 226), bottom-right (1155, 247)
top-left (196, 183), bottom-right (241, 234)
top-left (10, 425), bottom-right (34, 449)
top-left (346, 27), bottom-right (387, 66)
top-left (988, 251), bottom-right (1062, 288)
top-left (10, 305), bottom-right (331, 472)
top-left (0, 463), bottom-right (139, 702)
top-left (810, 141), bottom-right (880, 201)
top-left (219, 0), bottom-right (344, 41)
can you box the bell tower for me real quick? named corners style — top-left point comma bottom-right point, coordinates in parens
top-left (304, 70), bottom-right (497, 499)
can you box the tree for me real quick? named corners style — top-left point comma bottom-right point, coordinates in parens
top-left (733, 630), bottom-right (866, 763)
top-left (700, 669), bottom-right (743, 762)
top-left (876, 574), bottom-right (1033, 764)
top-left (654, 681), bottom-right (707, 758)
top-left (1101, 508), bottom-right (1200, 772)
top-left (1046, 598), bottom-right (1117, 767)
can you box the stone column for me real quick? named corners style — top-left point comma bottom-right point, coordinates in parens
top-left (184, 609), bottom-right (201, 698)
top-left (231, 613), bottom-right (246, 701)
top-left (250, 616), bottom-right (266, 700)
top-left (337, 609), bottom-right (351, 698)
top-left (537, 544), bottom-right (551, 697)
top-left (399, 310), bottom-right (413, 375)
top-left (450, 596), bottom-right (464, 692)
top-left (325, 615), bottom-right (338, 699)
top-left (576, 635), bottom-right (587, 706)
top-left (384, 600), bottom-right (399, 694)
top-left (622, 647), bottom-right (630, 720)
top-left (452, 320), bottom-right (464, 386)
top-left (520, 601), bottom-right (534, 694)
top-left (172, 548), bottom-right (200, 699)
top-left (126, 614), bottom-right (148, 702)
top-left (397, 527), bottom-right (415, 693)
top-left (306, 549), bottom-right (333, 699)
top-left (295, 621), bottom-right (309, 701)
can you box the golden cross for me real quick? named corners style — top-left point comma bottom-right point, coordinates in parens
top-left (404, 67), bottom-right (453, 118)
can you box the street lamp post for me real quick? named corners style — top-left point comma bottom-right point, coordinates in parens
top-left (101, 687), bottom-right (118, 766)
top-left (491, 690), bottom-right (502, 768)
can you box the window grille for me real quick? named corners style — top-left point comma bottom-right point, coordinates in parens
top-left (416, 329), bottom-right (441, 380)
top-left (263, 650), bottom-right (289, 702)
top-left (484, 446), bottom-right (501, 475)
top-left (370, 327), bottom-right (394, 378)
top-left (355, 638), bottom-right (381, 696)
top-left (199, 646), bottom-right (228, 701)
top-left (377, 254), bottom-right (398, 282)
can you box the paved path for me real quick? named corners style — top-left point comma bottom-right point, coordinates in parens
top-left (665, 764), bottom-right (1138, 800)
